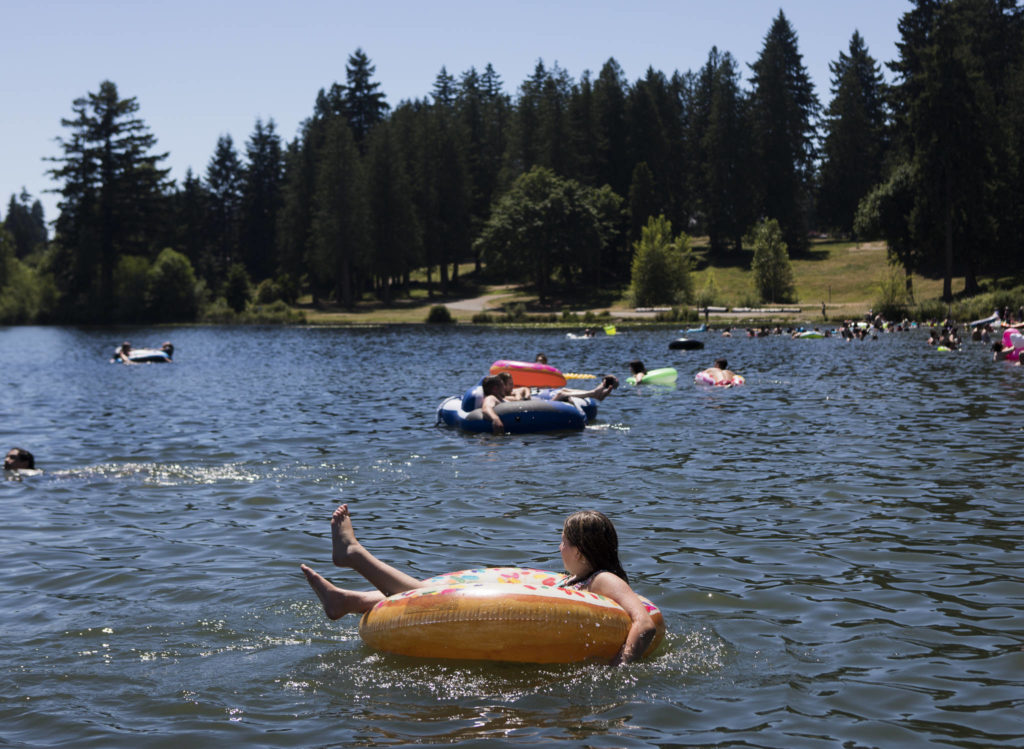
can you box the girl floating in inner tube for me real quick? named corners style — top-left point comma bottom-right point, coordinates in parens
top-left (300, 504), bottom-right (656, 665)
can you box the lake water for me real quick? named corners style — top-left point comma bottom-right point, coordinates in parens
top-left (2, 323), bottom-right (1022, 748)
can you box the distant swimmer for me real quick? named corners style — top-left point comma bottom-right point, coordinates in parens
top-left (628, 360), bottom-right (647, 383)
top-left (4, 447), bottom-right (42, 476)
top-left (4, 447), bottom-right (34, 470)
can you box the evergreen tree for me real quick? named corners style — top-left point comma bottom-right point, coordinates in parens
top-left (507, 60), bottom-right (544, 173)
top-left (277, 131), bottom-right (319, 292)
top-left (592, 58), bottom-right (631, 197)
top-left (240, 118), bottom-right (284, 281)
top-left (692, 48), bottom-right (749, 253)
top-left (408, 91), bottom-right (471, 293)
top-left (457, 64), bottom-right (509, 271)
top-left (47, 80), bottom-right (170, 320)
top-left (890, 0), bottom-right (1022, 298)
top-left (748, 11), bottom-right (820, 254)
top-left (628, 161), bottom-right (657, 241)
top-left (568, 71), bottom-right (600, 185)
top-left (170, 168), bottom-right (209, 279)
top-left (309, 116), bottom-right (366, 307)
top-left (819, 31), bottom-right (888, 235)
top-left (507, 61), bottom-right (574, 176)
top-left (344, 48), bottom-right (390, 145)
top-left (365, 120), bottom-right (419, 303)
top-left (205, 134), bottom-right (244, 284)
top-left (627, 68), bottom-right (676, 222)
top-left (432, 66), bottom-right (457, 107)
top-left (3, 190), bottom-right (47, 257)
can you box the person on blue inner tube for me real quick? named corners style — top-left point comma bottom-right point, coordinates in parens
top-left (480, 374), bottom-right (508, 434)
top-left (497, 371), bottom-right (531, 401)
top-left (112, 341), bottom-right (133, 363)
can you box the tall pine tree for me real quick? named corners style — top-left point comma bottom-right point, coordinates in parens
top-left (47, 80), bottom-right (170, 321)
top-left (818, 31), bottom-right (888, 236)
top-left (309, 117), bottom-right (366, 307)
top-left (240, 118), bottom-right (284, 281)
top-left (3, 190), bottom-right (47, 258)
top-left (205, 134), bottom-right (244, 285)
top-left (693, 48), bottom-right (750, 253)
top-left (748, 11), bottom-right (820, 254)
top-left (344, 48), bottom-right (390, 146)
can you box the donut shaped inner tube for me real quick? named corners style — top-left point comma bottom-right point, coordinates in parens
top-left (668, 338), bottom-right (704, 350)
top-left (1003, 328), bottom-right (1022, 361)
top-left (626, 367), bottom-right (678, 385)
top-left (490, 360), bottom-right (567, 388)
top-left (694, 370), bottom-right (745, 387)
top-left (358, 567), bottom-right (665, 663)
top-left (117, 347), bottom-right (171, 363)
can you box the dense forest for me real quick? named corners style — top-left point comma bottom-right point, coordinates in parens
top-left (2, 0), bottom-right (1023, 324)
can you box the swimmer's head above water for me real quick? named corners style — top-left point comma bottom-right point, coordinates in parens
top-left (4, 448), bottom-right (34, 470)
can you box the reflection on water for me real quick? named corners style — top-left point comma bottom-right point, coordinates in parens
top-left (1, 324), bottom-right (1022, 747)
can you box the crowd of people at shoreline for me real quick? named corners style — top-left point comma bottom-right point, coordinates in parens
top-left (713, 309), bottom-right (1024, 364)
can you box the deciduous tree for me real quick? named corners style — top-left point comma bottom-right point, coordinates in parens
top-left (750, 218), bottom-right (796, 303)
top-left (629, 214), bottom-right (693, 307)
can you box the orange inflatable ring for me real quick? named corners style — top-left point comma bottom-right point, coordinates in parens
top-left (489, 360), bottom-right (567, 389)
top-left (358, 567), bottom-right (665, 663)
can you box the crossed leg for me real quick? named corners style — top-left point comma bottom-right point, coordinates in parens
top-left (302, 504), bottom-right (427, 620)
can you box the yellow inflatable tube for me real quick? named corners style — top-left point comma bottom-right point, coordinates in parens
top-left (359, 567), bottom-right (665, 663)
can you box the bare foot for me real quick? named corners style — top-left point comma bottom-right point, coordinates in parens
top-left (300, 564), bottom-right (381, 619)
top-left (331, 504), bottom-right (363, 567)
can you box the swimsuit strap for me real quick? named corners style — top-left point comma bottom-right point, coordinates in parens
top-left (558, 569), bottom-right (608, 590)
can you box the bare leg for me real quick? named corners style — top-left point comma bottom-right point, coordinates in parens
top-left (552, 376), bottom-right (616, 402)
top-left (329, 504), bottom-right (426, 596)
top-left (301, 564), bottom-right (384, 619)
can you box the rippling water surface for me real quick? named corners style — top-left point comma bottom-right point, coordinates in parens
top-left (2, 324), bottom-right (1022, 747)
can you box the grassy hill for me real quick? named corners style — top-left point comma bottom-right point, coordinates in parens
top-left (298, 238), bottom-right (977, 325)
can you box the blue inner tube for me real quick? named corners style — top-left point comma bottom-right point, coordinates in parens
top-left (117, 348), bottom-right (171, 363)
top-left (437, 394), bottom-right (595, 433)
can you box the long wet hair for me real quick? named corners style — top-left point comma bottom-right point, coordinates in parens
top-left (563, 510), bottom-right (628, 584)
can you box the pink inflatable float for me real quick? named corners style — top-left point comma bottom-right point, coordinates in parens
top-left (1003, 329), bottom-right (1023, 361)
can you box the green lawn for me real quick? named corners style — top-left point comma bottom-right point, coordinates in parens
top-left (692, 238), bottom-right (959, 312)
top-left (294, 239), bottom-right (967, 325)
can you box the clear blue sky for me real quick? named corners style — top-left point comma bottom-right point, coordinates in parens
top-left (1, 0), bottom-right (912, 231)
